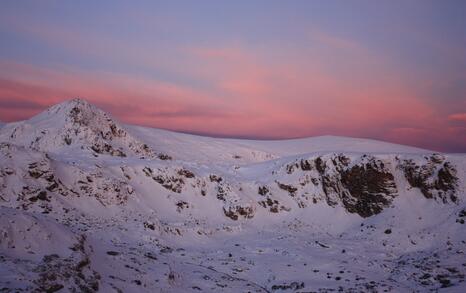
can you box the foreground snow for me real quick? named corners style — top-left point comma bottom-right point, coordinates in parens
top-left (0, 98), bottom-right (465, 292)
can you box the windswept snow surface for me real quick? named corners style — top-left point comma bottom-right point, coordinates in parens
top-left (127, 126), bottom-right (430, 166)
top-left (0, 98), bottom-right (465, 292)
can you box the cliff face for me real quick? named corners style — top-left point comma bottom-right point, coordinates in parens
top-left (259, 153), bottom-right (459, 218)
top-left (400, 154), bottom-right (459, 203)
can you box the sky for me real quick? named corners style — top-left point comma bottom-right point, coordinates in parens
top-left (0, 0), bottom-right (465, 152)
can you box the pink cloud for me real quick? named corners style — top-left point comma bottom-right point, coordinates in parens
top-left (178, 43), bottom-right (466, 151)
top-left (448, 113), bottom-right (466, 122)
top-left (0, 30), bottom-right (463, 152)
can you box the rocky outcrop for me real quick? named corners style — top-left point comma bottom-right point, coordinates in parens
top-left (317, 155), bottom-right (397, 217)
top-left (339, 161), bottom-right (397, 217)
top-left (0, 143), bottom-right (134, 212)
top-left (281, 154), bottom-right (399, 217)
top-left (143, 167), bottom-right (186, 193)
top-left (400, 154), bottom-right (458, 203)
top-left (279, 153), bottom-right (461, 217)
top-left (223, 205), bottom-right (255, 220)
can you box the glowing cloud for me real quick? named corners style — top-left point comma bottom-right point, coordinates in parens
top-left (0, 1), bottom-right (465, 152)
top-left (449, 113), bottom-right (466, 122)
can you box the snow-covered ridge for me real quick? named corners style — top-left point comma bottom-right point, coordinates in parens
top-left (1, 98), bottom-right (431, 165)
top-left (0, 98), bottom-right (465, 292)
top-left (126, 125), bottom-right (430, 165)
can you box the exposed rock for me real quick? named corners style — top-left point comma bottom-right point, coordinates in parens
top-left (340, 161), bottom-right (397, 217)
top-left (209, 175), bottom-right (223, 183)
top-left (401, 155), bottom-right (458, 203)
top-left (300, 159), bottom-right (313, 171)
top-left (258, 186), bottom-right (270, 196)
top-left (223, 205), bottom-right (255, 220)
top-left (276, 182), bottom-right (298, 195)
top-left (178, 169), bottom-right (195, 178)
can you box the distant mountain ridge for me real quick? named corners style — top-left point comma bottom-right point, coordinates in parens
top-left (1, 98), bottom-right (431, 158)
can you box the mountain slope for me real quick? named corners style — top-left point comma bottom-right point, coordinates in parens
top-left (0, 98), bottom-right (465, 292)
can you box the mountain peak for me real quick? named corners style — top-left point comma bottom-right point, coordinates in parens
top-left (62, 97), bottom-right (93, 113)
top-left (42, 98), bottom-right (99, 121)
top-left (0, 98), bottom-right (158, 158)
top-left (61, 97), bottom-right (91, 107)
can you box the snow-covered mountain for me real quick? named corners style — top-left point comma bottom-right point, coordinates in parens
top-left (1, 98), bottom-right (465, 292)
top-left (0, 99), bottom-right (162, 159)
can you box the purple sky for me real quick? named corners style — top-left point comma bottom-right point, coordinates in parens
top-left (0, 0), bottom-right (465, 152)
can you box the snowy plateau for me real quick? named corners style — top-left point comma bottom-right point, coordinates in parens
top-left (0, 98), bottom-right (465, 292)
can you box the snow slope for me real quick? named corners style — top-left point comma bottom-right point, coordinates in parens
top-left (127, 125), bottom-right (430, 165)
top-left (0, 98), bottom-right (465, 292)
